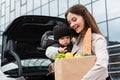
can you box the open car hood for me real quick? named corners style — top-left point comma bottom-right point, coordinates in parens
top-left (1, 15), bottom-right (67, 65)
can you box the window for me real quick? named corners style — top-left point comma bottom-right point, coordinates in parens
top-left (21, 0), bottom-right (26, 5)
top-left (1, 3), bottom-right (5, 16)
top-left (21, 5), bottom-right (26, 15)
top-left (34, 8), bottom-right (41, 15)
top-left (108, 18), bottom-right (120, 44)
top-left (98, 22), bottom-right (107, 37)
top-left (10, 11), bottom-right (15, 22)
top-left (93, 0), bottom-right (106, 23)
top-left (10, 0), bottom-right (15, 11)
top-left (69, 0), bottom-right (78, 7)
top-left (27, 0), bottom-right (33, 12)
top-left (34, 0), bottom-right (40, 9)
top-left (58, 0), bottom-right (67, 15)
top-left (107, 0), bottom-right (120, 19)
top-left (1, 0), bottom-right (5, 3)
top-left (42, 4), bottom-right (49, 15)
top-left (0, 24), bottom-right (5, 32)
top-left (15, 1), bottom-right (20, 17)
top-left (80, 0), bottom-right (91, 5)
top-left (50, 0), bottom-right (57, 16)
top-left (1, 17), bottom-right (5, 25)
top-left (6, 0), bottom-right (10, 7)
top-left (41, 0), bottom-right (48, 5)
top-left (5, 7), bottom-right (10, 23)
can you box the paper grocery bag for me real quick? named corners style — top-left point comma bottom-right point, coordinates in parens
top-left (54, 56), bottom-right (96, 80)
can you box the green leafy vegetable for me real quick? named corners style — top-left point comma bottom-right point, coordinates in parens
top-left (83, 54), bottom-right (92, 56)
top-left (54, 53), bottom-right (65, 59)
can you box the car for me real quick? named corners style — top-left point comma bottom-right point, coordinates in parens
top-left (1, 15), bottom-right (68, 80)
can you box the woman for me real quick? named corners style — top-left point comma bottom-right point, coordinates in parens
top-left (65, 4), bottom-right (109, 80)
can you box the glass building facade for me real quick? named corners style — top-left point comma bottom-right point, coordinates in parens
top-left (0, 0), bottom-right (120, 79)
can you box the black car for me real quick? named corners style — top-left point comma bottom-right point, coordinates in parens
top-left (1, 15), bottom-right (68, 80)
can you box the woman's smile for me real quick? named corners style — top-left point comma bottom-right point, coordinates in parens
top-left (74, 25), bottom-right (80, 32)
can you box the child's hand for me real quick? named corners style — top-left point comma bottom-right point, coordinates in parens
top-left (58, 47), bottom-right (67, 53)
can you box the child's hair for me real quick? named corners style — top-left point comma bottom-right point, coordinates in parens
top-left (53, 22), bottom-right (71, 40)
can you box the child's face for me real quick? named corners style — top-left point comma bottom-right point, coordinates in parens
top-left (58, 36), bottom-right (71, 46)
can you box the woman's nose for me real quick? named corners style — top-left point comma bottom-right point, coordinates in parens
top-left (70, 23), bottom-right (75, 28)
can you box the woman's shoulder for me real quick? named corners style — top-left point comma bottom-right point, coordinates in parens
top-left (92, 33), bottom-right (106, 41)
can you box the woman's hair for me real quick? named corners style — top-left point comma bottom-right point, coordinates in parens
top-left (65, 4), bottom-right (102, 36)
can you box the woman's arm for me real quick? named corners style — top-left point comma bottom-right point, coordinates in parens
top-left (82, 34), bottom-right (109, 80)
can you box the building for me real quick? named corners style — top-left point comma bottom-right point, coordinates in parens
top-left (0, 0), bottom-right (120, 79)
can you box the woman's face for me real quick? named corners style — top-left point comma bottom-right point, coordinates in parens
top-left (67, 12), bottom-right (85, 33)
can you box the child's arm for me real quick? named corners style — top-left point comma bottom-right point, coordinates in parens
top-left (45, 46), bottom-right (67, 59)
top-left (45, 46), bottom-right (59, 59)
